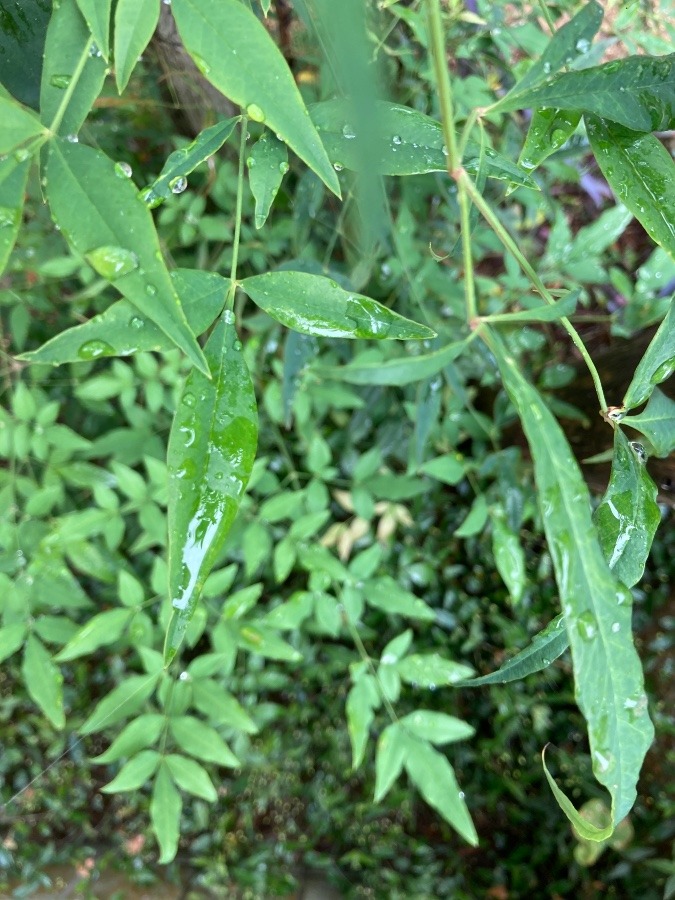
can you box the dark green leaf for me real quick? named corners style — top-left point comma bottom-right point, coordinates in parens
top-left (101, 749), bottom-right (160, 792)
top-left (542, 748), bottom-right (612, 841)
top-left (165, 314), bottom-right (258, 663)
top-left (114, 0), bottom-right (160, 94)
top-left (519, 108), bottom-right (582, 172)
top-left (247, 130), bottom-right (289, 229)
top-left (54, 608), bottom-right (132, 661)
top-left (165, 753), bottom-right (217, 801)
top-left (282, 330), bottom-right (318, 425)
top-left (0, 158), bottom-right (29, 276)
top-left (45, 140), bottom-right (208, 374)
top-left (318, 338), bottom-right (469, 386)
top-left (491, 511), bottom-right (527, 604)
top-left (0, 0), bottom-right (51, 110)
top-left (80, 673), bottom-right (160, 734)
top-left (622, 388), bottom-right (675, 457)
top-left (75, 0), bottom-right (112, 59)
top-left (169, 715), bottom-right (241, 766)
top-left (586, 116), bottom-right (675, 259)
top-left (241, 271), bottom-right (435, 340)
top-left (397, 653), bottom-right (474, 687)
top-left (90, 714), bottom-right (165, 763)
top-left (22, 634), bottom-right (65, 728)
top-left (172, 0), bottom-right (339, 195)
top-left (151, 764), bottom-right (182, 864)
top-left (623, 298), bottom-right (675, 409)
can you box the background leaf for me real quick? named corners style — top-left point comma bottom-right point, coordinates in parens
top-left (114, 0), bottom-right (160, 94)
top-left (80, 673), bottom-right (160, 734)
top-left (519, 107), bottom-right (582, 172)
top-left (399, 711), bottom-right (475, 746)
top-left (101, 749), bottom-right (160, 792)
top-left (165, 754), bottom-right (217, 801)
top-left (55, 608), bottom-right (132, 661)
top-left (22, 634), bottom-right (64, 728)
top-left (170, 715), bottom-right (241, 767)
top-left (346, 674), bottom-right (379, 769)
top-left (91, 714), bottom-right (165, 763)
top-left (0, 96), bottom-right (46, 154)
top-left (317, 339), bottom-right (468, 386)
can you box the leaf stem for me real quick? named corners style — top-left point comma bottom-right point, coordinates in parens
top-left (536, 0), bottom-right (556, 33)
top-left (48, 41), bottom-right (93, 136)
top-left (226, 116), bottom-right (249, 311)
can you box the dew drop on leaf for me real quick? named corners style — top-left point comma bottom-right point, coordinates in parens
top-left (182, 392), bottom-right (197, 408)
top-left (50, 74), bottom-right (71, 89)
top-left (130, 316), bottom-right (145, 329)
top-left (191, 52), bottom-right (211, 76)
top-left (651, 357), bottom-right (675, 383)
top-left (77, 339), bottom-right (113, 360)
top-left (246, 104), bottom-right (265, 123)
top-left (114, 161), bottom-right (133, 178)
top-left (392, 135), bottom-right (402, 145)
top-left (85, 246), bottom-right (139, 279)
top-left (342, 124), bottom-right (356, 139)
top-left (170, 176), bottom-right (188, 194)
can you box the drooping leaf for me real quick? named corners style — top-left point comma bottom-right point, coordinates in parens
top-left (22, 634), bottom-right (64, 728)
top-left (101, 749), bottom-right (161, 792)
top-left (374, 722), bottom-right (406, 802)
top-left (114, 0), bottom-right (160, 94)
top-left (594, 429), bottom-right (660, 588)
top-left (172, 0), bottom-right (339, 195)
top-left (0, 157), bottom-right (30, 277)
top-left (39, 0), bottom-right (107, 136)
top-left (586, 116), bottom-right (675, 259)
top-left (455, 494), bottom-right (489, 538)
top-left (622, 388), bottom-right (675, 457)
top-left (80, 672), bottom-right (160, 734)
top-left (18, 269), bottom-right (229, 365)
top-left (75, 0), bottom-right (112, 59)
top-left (317, 338), bottom-right (469, 386)
top-left (169, 715), bottom-right (241, 767)
top-left (346, 674), bottom-right (380, 769)
top-left (241, 271), bottom-right (435, 340)
top-left (140, 117), bottom-right (240, 209)
top-left (90, 714), bottom-right (165, 763)
top-left (542, 747), bottom-right (612, 841)
top-left (461, 615), bottom-right (569, 686)
top-left (0, 96), bottom-right (47, 154)
top-left (165, 314), bottom-right (258, 663)
top-left (490, 330), bottom-right (654, 830)
top-left (54, 608), bottom-right (132, 661)
top-left (397, 653), bottom-right (474, 687)
top-left (247, 130), bottom-right (289, 229)
top-left (399, 710), bottom-right (475, 746)
top-left (45, 140), bottom-right (208, 374)
top-left (494, 54), bottom-right (675, 132)
top-left (151, 764), bottom-right (182, 864)
top-left (623, 298), bottom-right (675, 409)
top-left (519, 108), bottom-right (582, 172)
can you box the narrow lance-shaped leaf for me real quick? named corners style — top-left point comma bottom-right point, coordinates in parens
top-left (491, 510), bottom-right (526, 604)
top-left (483, 290), bottom-right (579, 324)
top-left (346, 674), bottom-right (380, 770)
top-left (593, 428), bottom-right (660, 589)
top-left (0, 157), bottom-right (30, 277)
top-left (165, 313), bottom-right (258, 664)
top-left (18, 270), bottom-right (229, 365)
top-left (54, 608), bottom-right (132, 661)
top-left (22, 634), bottom-right (65, 729)
top-left (489, 330), bottom-right (654, 831)
top-left (172, 0), bottom-right (339, 195)
top-left (151, 764), bottom-right (182, 864)
top-left (623, 297), bottom-right (675, 409)
top-left (282, 330), bottom-right (318, 426)
top-left (247, 130), bottom-right (289, 229)
top-left (45, 140), bottom-right (209, 374)
top-left (519, 108), bottom-right (582, 173)
top-left (114, 0), bottom-right (160, 94)
top-left (586, 115), bottom-right (675, 260)
top-left (0, 96), bottom-right (47, 154)
top-left (241, 271), bottom-right (435, 340)
top-left (80, 673), bottom-right (160, 734)
top-left (542, 748), bottom-right (613, 842)
top-left (140, 117), bottom-right (240, 209)
top-left (317, 338), bottom-right (469, 386)
top-left (622, 388), bottom-right (675, 457)
top-left (75, 0), bottom-right (113, 60)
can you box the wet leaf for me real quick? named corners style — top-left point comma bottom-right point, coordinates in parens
top-left (172, 0), bottom-right (339, 195)
top-left (165, 754), bottom-right (217, 801)
top-left (399, 710), bottom-right (475, 746)
top-left (75, 0), bottom-right (112, 59)
top-left (55, 608), bottom-right (132, 661)
top-left (346, 673), bottom-right (380, 769)
top-left (594, 429), bottom-right (660, 588)
top-left (623, 298), bottom-right (675, 409)
top-left (282, 330), bottom-right (318, 426)
top-left (45, 140), bottom-right (208, 374)
top-left (101, 749), bottom-right (161, 793)
top-left (151, 764), bottom-right (182, 864)
top-left (241, 271), bottom-right (435, 340)
top-left (80, 672), bottom-right (160, 734)
top-left (491, 508), bottom-right (527, 603)
top-left (165, 314), bottom-right (258, 663)
top-left (397, 653), bottom-right (474, 687)
top-left (90, 714), bottom-right (165, 763)
top-left (622, 388), bottom-right (675, 457)
top-left (22, 634), bottom-right (64, 729)
top-left (169, 715), bottom-right (241, 767)
top-left (519, 108), bottom-right (582, 173)
top-left (318, 338), bottom-right (469, 386)
top-left (114, 0), bottom-right (160, 93)
top-left (586, 116), bottom-right (675, 259)
top-left (248, 130), bottom-right (289, 228)
top-left (0, 157), bottom-right (30, 277)
top-left (0, 96), bottom-right (46, 154)
top-left (542, 747), bottom-right (613, 841)
top-left (490, 331), bottom-right (654, 830)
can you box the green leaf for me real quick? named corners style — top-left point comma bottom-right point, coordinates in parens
top-left (19, 269), bottom-right (228, 365)
top-left (80, 672), bottom-right (160, 734)
top-left (165, 314), bottom-right (258, 663)
top-left (460, 615), bottom-right (569, 686)
top-left (319, 338), bottom-right (468, 386)
top-left (54, 608), bottom-right (132, 661)
top-left (262, 592), bottom-right (314, 630)
top-left (90, 714), bottom-right (165, 763)
top-left (22, 634), bottom-right (65, 729)
top-left (455, 494), bottom-right (489, 538)
top-left (623, 298), bottom-right (675, 409)
top-left (397, 653), bottom-right (474, 687)
top-left (346, 674), bottom-right (380, 769)
top-left (172, 0), bottom-right (339, 195)
top-left (586, 116), bottom-right (675, 259)
top-left (141, 117), bottom-right (240, 209)
top-left (519, 108), bottom-right (582, 172)
top-left (45, 140), bottom-right (209, 374)
top-left (0, 621), bottom-right (28, 664)
top-left (491, 510), bottom-right (526, 604)
top-left (494, 54), bottom-right (675, 132)
top-left (419, 455), bottom-right (466, 485)
top-left (380, 629), bottom-right (413, 664)
top-left (404, 737), bottom-right (477, 846)
top-left (76, 0), bottom-right (112, 59)
top-left (40, 0), bottom-right (107, 136)
top-left (114, 0), bottom-right (160, 94)
top-left (310, 99), bottom-right (538, 188)
top-left (374, 722), bottom-right (406, 802)
top-left (241, 271), bottom-right (435, 340)
top-left (0, 158), bottom-right (30, 277)
top-left (169, 715), bottom-right (241, 767)
top-left (101, 749), bottom-right (161, 792)
top-left (151, 764), bottom-right (182, 864)
top-left (490, 331), bottom-right (654, 827)
top-left (0, 0), bottom-right (51, 110)
top-left (484, 290), bottom-right (579, 323)
top-left (192, 680), bottom-right (258, 733)
top-left (235, 624), bottom-right (302, 661)
top-left (0, 96), bottom-right (46, 154)
top-left (399, 711), bottom-right (475, 746)
top-left (282, 330), bottom-right (318, 425)
top-left (542, 748), bottom-right (613, 841)
top-left (622, 388), bottom-right (675, 457)
top-left (165, 753), bottom-right (217, 801)
top-left (247, 130), bottom-right (289, 229)
top-left (365, 576), bottom-right (435, 621)
top-left (594, 429), bottom-right (660, 588)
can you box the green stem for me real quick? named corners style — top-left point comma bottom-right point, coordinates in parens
top-left (226, 116), bottom-right (249, 311)
top-left (48, 41), bottom-right (92, 135)
top-left (341, 599), bottom-right (399, 725)
top-left (536, 0), bottom-right (556, 33)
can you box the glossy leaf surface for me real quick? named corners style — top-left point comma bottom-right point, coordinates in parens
top-left (19, 269), bottom-right (228, 365)
top-left (114, 0), bottom-right (160, 93)
top-left (165, 314), bottom-right (258, 663)
top-left (151, 764), bottom-right (182, 864)
top-left (0, 157), bottom-right (30, 276)
top-left (491, 332), bottom-right (654, 828)
top-left (622, 388), bottom-right (675, 457)
top-left (75, 0), bottom-right (112, 59)
top-left (594, 429), bottom-right (660, 588)
top-left (0, 96), bottom-right (46, 153)
top-left (22, 634), bottom-right (64, 728)
top-left (519, 108), bottom-right (582, 172)
top-left (172, 0), bottom-right (339, 195)
top-left (242, 271), bottom-right (435, 340)
top-left (623, 298), bottom-right (675, 409)
top-left (45, 140), bottom-right (208, 374)
top-left (586, 116), bottom-right (675, 259)
top-left (248, 130), bottom-right (289, 229)
top-left (318, 338), bottom-right (468, 385)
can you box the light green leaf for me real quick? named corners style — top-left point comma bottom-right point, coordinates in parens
top-left (419, 455), bottom-right (466, 485)
top-left (262, 592), bottom-right (314, 630)
top-left (165, 753), bottom-right (217, 801)
top-left (45, 140), bottom-right (208, 374)
top-left (380, 629), bottom-right (413, 665)
top-left (55, 608), bottom-right (132, 661)
top-left (0, 158), bottom-right (30, 277)
top-left (542, 747), bottom-right (613, 841)
top-left (623, 298), bottom-right (675, 409)
top-left (491, 510), bottom-right (527, 604)
top-left (101, 749), bottom-right (160, 792)
top-left (622, 388), bottom-right (675, 457)
top-left (141, 117), bottom-right (240, 208)
top-left (399, 711), bottom-right (475, 746)
top-left (490, 331), bottom-right (654, 828)
top-left (374, 722), bottom-right (406, 802)
top-left (594, 429), bottom-right (660, 588)
top-left (519, 108), bottom-right (582, 172)
top-left (22, 634), bottom-right (65, 729)
top-left (169, 715), bottom-right (241, 767)
top-left (0, 622), bottom-right (28, 663)
top-left (19, 269), bottom-right (228, 365)
top-left (192, 680), bottom-right (258, 733)
top-left (241, 271), bottom-right (435, 340)
top-left (365, 576), bottom-right (435, 621)
top-left (235, 624), bottom-right (302, 661)
top-left (495, 54), bottom-right (675, 132)
top-left (90, 714), bottom-right (165, 763)
top-left (80, 672), bottom-right (160, 734)
top-left (570, 206), bottom-right (634, 259)
top-left (75, 0), bottom-right (112, 59)
top-left (0, 96), bottom-right (46, 155)
top-left (346, 674), bottom-right (380, 769)
top-left (114, 0), bottom-right (160, 94)
top-left (248, 130), bottom-right (289, 228)
top-left (397, 653), bottom-right (474, 687)
top-left (455, 494), bottom-right (489, 538)
top-left (586, 116), bottom-right (675, 259)
top-left (404, 737), bottom-right (477, 846)
top-left (151, 764), bottom-right (182, 864)
top-left (318, 338), bottom-right (468, 386)
top-left (40, 0), bottom-right (107, 136)
top-left (484, 290), bottom-right (579, 323)
top-left (460, 615), bottom-right (569, 686)
top-left (172, 0), bottom-right (339, 195)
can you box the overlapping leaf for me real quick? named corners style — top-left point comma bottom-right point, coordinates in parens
top-left (622, 388), bottom-right (675, 457)
top-left (519, 108), bottom-right (582, 172)
top-left (317, 338), bottom-right (469, 385)
top-left (0, 157), bottom-right (30, 277)
top-left (75, 0), bottom-right (112, 59)
top-left (114, 0), bottom-right (160, 93)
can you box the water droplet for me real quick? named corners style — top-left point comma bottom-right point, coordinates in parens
top-left (630, 442), bottom-right (647, 465)
top-left (342, 124), bottom-right (356, 139)
top-left (0, 206), bottom-right (16, 228)
top-left (85, 245), bottom-right (139, 279)
top-left (114, 161), bottom-right (133, 178)
top-left (162, 0), bottom-right (172, 5)
top-left (575, 610), bottom-right (598, 641)
top-left (279, 161), bottom-right (289, 174)
top-left (191, 52), bottom-right (211, 76)
top-left (130, 316), bottom-right (144, 329)
top-left (611, 622), bottom-right (620, 633)
top-left (223, 309), bottom-right (235, 325)
top-left (170, 175), bottom-right (188, 194)
top-left (77, 339), bottom-right (114, 360)
top-left (551, 128), bottom-right (569, 147)
top-left (593, 749), bottom-right (612, 774)
top-left (246, 156), bottom-right (255, 168)
top-left (233, 340), bottom-right (242, 351)
top-left (392, 134), bottom-right (402, 145)
top-left (543, 62), bottom-right (551, 74)
top-left (182, 392), bottom-right (196, 408)
top-left (139, 187), bottom-right (163, 209)
top-left (88, 43), bottom-right (102, 58)
top-left (651, 356), bottom-right (675, 383)
top-left (442, 145), bottom-right (448, 156)
top-left (50, 74), bottom-right (71, 89)
top-left (575, 38), bottom-right (590, 53)
top-left (333, 162), bottom-right (344, 171)
top-left (145, 283), bottom-right (157, 296)
top-left (246, 103), bottom-right (265, 122)
top-left (458, 791), bottom-right (465, 800)
top-left (65, 133), bottom-right (79, 143)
